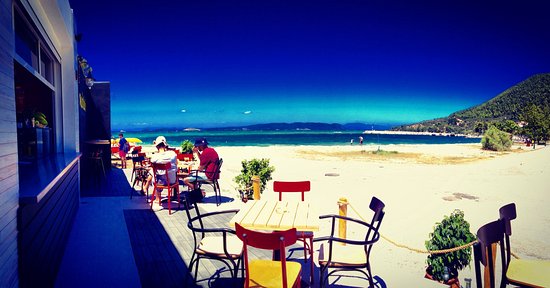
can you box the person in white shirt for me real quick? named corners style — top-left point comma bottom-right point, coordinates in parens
top-left (144, 136), bottom-right (177, 210)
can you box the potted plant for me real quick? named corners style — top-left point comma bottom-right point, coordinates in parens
top-left (180, 140), bottom-right (194, 160)
top-left (425, 209), bottom-right (475, 288)
top-left (233, 158), bottom-right (275, 201)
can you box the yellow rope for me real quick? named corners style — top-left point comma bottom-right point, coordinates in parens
top-left (346, 202), bottom-right (525, 258)
top-left (347, 202), bottom-right (477, 254)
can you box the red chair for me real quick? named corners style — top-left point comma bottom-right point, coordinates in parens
top-left (235, 223), bottom-right (302, 288)
top-left (150, 162), bottom-right (180, 215)
top-left (177, 153), bottom-right (194, 161)
top-left (273, 181), bottom-right (313, 284)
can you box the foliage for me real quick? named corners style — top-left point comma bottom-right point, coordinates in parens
top-left (233, 158), bottom-right (275, 199)
top-left (481, 126), bottom-right (512, 151)
top-left (393, 73), bottom-right (550, 135)
top-left (425, 210), bottom-right (475, 281)
top-left (520, 104), bottom-right (550, 146)
top-left (180, 140), bottom-right (194, 154)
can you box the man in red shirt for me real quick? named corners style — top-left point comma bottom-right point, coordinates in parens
top-left (183, 138), bottom-right (219, 194)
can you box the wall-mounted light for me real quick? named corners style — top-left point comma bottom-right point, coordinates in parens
top-left (85, 77), bottom-right (94, 89)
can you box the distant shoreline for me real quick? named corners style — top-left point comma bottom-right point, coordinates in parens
top-left (363, 129), bottom-right (482, 138)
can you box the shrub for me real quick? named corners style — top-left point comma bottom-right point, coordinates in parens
top-left (425, 210), bottom-right (475, 281)
top-left (180, 140), bottom-right (194, 154)
top-left (481, 126), bottom-right (512, 151)
top-left (233, 158), bottom-right (275, 199)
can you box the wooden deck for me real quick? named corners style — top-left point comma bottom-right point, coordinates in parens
top-left (81, 164), bottom-right (315, 287)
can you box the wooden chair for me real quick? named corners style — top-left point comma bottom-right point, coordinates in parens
top-left (150, 162), bottom-right (180, 215)
top-left (183, 202), bottom-right (243, 284)
top-left (189, 158), bottom-right (223, 206)
top-left (235, 223), bottom-right (302, 288)
top-left (473, 219), bottom-right (507, 288)
top-left (273, 180), bottom-right (314, 284)
top-left (499, 203), bottom-right (550, 288)
top-left (314, 196), bottom-right (385, 287)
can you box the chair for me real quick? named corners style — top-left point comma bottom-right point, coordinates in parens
top-left (189, 158), bottom-right (223, 206)
top-left (499, 203), bottom-right (550, 288)
top-left (177, 153), bottom-right (194, 162)
top-left (183, 202), bottom-right (243, 284)
top-left (473, 219), bottom-right (507, 288)
top-left (314, 196), bottom-right (385, 288)
top-left (129, 153), bottom-right (149, 199)
top-left (273, 180), bottom-right (314, 284)
top-left (235, 223), bottom-right (302, 288)
top-left (150, 162), bottom-right (180, 215)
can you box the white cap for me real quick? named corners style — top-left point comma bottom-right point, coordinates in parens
top-left (153, 136), bottom-right (168, 147)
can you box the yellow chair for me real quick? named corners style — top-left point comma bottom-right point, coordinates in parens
top-left (499, 203), bottom-right (550, 287)
top-left (235, 223), bottom-right (302, 288)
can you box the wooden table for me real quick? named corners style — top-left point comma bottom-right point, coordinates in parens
top-left (229, 200), bottom-right (319, 232)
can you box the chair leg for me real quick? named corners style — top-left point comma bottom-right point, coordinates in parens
top-left (167, 187), bottom-right (171, 215)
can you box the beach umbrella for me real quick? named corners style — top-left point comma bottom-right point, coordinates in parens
top-left (113, 137), bottom-right (143, 144)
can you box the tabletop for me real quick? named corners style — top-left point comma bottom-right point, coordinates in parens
top-left (229, 200), bottom-right (319, 232)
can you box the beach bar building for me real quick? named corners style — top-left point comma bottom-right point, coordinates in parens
top-left (0, 0), bottom-right (81, 286)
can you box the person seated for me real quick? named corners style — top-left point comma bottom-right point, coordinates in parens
top-left (144, 136), bottom-right (178, 210)
top-left (183, 137), bottom-right (219, 201)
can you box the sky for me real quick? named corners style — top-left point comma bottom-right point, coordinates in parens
top-left (69, 0), bottom-right (550, 130)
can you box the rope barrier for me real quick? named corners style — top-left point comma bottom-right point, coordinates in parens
top-left (347, 202), bottom-right (477, 255)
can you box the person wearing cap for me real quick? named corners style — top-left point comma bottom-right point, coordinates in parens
top-left (144, 136), bottom-right (178, 210)
top-left (183, 137), bottom-right (219, 196)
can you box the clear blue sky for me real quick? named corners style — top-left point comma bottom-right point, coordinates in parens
top-left (69, 0), bottom-right (550, 130)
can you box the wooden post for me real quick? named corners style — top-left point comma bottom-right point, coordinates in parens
top-left (338, 197), bottom-right (348, 245)
top-left (252, 176), bottom-right (260, 200)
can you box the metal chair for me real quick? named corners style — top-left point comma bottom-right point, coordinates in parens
top-left (314, 196), bottom-right (385, 287)
top-left (499, 203), bottom-right (550, 288)
top-left (189, 158), bottom-right (223, 206)
top-left (235, 223), bottom-right (302, 288)
top-left (183, 202), bottom-right (243, 284)
top-left (473, 219), bottom-right (507, 288)
top-left (150, 162), bottom-right (180, 215)
top-left (273, 180), bottom-right (314, 284)
top-left (129, 152), bottom-right (149, 199)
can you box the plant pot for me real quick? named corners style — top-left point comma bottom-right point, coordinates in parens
top-left (424, 271), bottom-right (460, 288)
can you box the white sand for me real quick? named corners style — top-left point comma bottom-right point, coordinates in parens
top-left (203, 143), bottom-right (550, 286)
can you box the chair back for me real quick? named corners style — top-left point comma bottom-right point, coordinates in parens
top-left (473, 219), bottom-right (507, 288)
top-left (177, 153), bottom-right (194, 161)
top-left (209, 158), bottom-right (223, 180)
top-left (235, 223), bottom-right (297, 288)
top-left (111, 146), bottom-right (119, 154)
top-left (151, 162), bottom-right (173, 186)
top-left (273, 180), bottom-right (311, 201)
top-left (499, 203), bottom-right (516, 267)
top-left (364, 197), bottom-right (385, 256)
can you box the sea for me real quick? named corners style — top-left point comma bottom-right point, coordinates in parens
top-left (116, 130), bottom-right (481, 147)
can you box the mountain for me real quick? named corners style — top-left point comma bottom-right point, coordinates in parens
top-left (393, 73), bottom-right (550, 134)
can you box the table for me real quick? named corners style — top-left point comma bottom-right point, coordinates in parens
top-left (230, 200), bottom-right (319, 232)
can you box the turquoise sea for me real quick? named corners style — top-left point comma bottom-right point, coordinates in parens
top-left (116, 130), bottom-right (481, 147)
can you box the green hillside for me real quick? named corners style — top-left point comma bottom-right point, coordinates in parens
top-left (393, 73), bottom-right (550, 135)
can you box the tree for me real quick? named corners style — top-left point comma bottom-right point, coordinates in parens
top-left (520, 104), bottom-right (550, 147)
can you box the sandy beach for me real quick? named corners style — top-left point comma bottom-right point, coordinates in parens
top-left (200, 143), bottom-right (550, 286)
